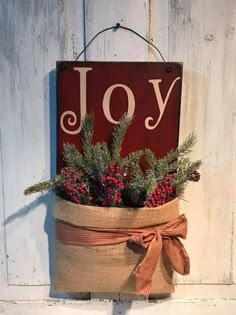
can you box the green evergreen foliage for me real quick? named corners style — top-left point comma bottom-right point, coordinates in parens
top-left (81, 113), bottom-right (94, 162)
top-left (145, 134), bottom-right (201, 181)
top-left (174, 159), bottom-right (202, 196)
top-left (63, 143), bottom-right (84, 169)
top-left (90, 143), bottom-right (111, 173)
top-left (24, 114), bottom-right (201, 208)
top-left (110, 115), bottom-right (132, 161)
top-left (24, 175), bottom-right (63, 195)
top-left (123, 150), bottom-right (143, 180)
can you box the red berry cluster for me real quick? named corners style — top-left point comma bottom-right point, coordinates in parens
top-left (63, 181), bottom-right (85, 204)
top-left (61, 167), bottom-right (88, 204)
top-left (61, 167), bottom-right (83, 181)
top-left (144, 174), bottom-right (176, 208)
top-left (99, 162), bottom-right (128, 206)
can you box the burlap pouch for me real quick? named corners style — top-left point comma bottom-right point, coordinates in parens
top-left (53, 197), bottom-right (179, 294)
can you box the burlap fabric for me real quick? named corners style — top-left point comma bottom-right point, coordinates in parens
top-left (53, 197), bottom-right (179, 294)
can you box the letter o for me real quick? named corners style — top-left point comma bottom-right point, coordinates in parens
top-left (102, 84), bottom-right (135, 124)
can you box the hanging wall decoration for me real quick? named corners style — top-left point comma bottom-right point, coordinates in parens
top-left (56, 60), bottom-right (182, 171)
top-left (25, 24), bottom-right (201, 297)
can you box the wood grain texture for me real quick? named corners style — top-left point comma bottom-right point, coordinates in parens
top-left (148, 0), bottom-right (169, 61)
top-left (0, 130), bottom-right (7, 286)
top-left (0, 283), bottom-right (236, 300)
top-left (1, 0), bottom-right (65, 285)
top-left (84, 0), bottom-right (150, 300)
top-left (85, 0), bottom-right (150, 61)
top-left (4, 300), bottom-right (236, 315)
top-left (63, 0), bottom-right (85, 60)
top-left (63, 2), bottom-right (89, 300)
top-left (168, 0), bottom-right (236, 284)
top-left (0, 0), bottom-right (236, 301)
top-left (1, 299), bottom-right (236, 315)
top-left (0, 2), bottom-right (10, 287)
top-left (0, 0), bottom-right (83, 286)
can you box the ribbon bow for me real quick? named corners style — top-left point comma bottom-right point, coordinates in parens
top-left (56, 214), bottom-right (190, 296)
top-left (128, 215), bottom-right (190, 295)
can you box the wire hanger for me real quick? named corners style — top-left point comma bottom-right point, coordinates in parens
top-left (75, 23), bottom-right (166, 62)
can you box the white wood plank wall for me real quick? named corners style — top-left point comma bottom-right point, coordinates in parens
top-left (0, 0), bottom-right (236, 305)
top-left (168, 0), bottom-right (236, 286)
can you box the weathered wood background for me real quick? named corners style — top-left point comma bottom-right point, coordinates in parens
top-left (0, 0), bottom-right (236, 301)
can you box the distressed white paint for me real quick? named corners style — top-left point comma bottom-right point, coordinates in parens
top-left (1, 0), bottom-right (64, 285)
top-left (0, 0), bottom-right (84, 287)
top-left (0, 0), bottom-right (236, 310)
top-left (148, 0), bottom-right (169, 61)
top-left (85, 0), bottom-right (149, 61)
top-left (168, 0), bottom-right (236, 285)
top-left (63, 0), bottom-right (85, 60)
top-left (0, 284), bottom-right (236, 301)
top-left (1, 299), bottom-right (236, 315)
top-left (0, 131), bottom-right (7, 286)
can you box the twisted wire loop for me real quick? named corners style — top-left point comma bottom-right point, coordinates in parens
top-left (55, 214), bottom-right (189, 296)
top-left (75, 23), bottom-right (166, 62)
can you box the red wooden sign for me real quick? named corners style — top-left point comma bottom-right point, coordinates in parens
top-left (56, 62), bottom-right (182, 170)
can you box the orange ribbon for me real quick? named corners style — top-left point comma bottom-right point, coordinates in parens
top-left (55, 214), bottom-right (190, 296)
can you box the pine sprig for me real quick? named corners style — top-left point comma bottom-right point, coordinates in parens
top-left (110, 114), bottom-right (132, 161)
top-left (24, 175), bottom-right (63, 195)
top-left (90, 143), bottom-right (111, 173)
top-left (143, 169), bottom-right (157, 195)
top-left (123, 150), bottom-right (143, 181)
top-left (175, 159), bottom-right (202, 187)
top-left (144, 133), bottom-right (201, 197)
top-left (186, 159), bottom-right (202, 175)
top-left (145, 149), bottom-right (157, 169)
top-left (177, 133), bottom-right (197, 157)
top-left (146, 133), bottom-right (198, 181)
top-left (81, 113), bottom-right (94, 162)
top-left (63, 143), bottom-right (83, 169)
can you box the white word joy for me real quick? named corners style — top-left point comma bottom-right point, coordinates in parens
top-left (60, 67), bottom-right (180, 135)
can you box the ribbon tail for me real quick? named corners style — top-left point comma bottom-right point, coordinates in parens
top-left (163, 238), bottom-right (190, 275)
top-left (133, 236), bottom-right (162, 296)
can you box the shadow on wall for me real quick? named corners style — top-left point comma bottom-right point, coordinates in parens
top-left (3, 69), bottom-right (132, 306)
top-left (2, 70), bottom-right (171, 315)
top-left (3, 70), bottom-right (168, 311)
top-left (4, 70), bottom-right (72, 299)
top-left (5, 193), bottom-right (55, 296)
